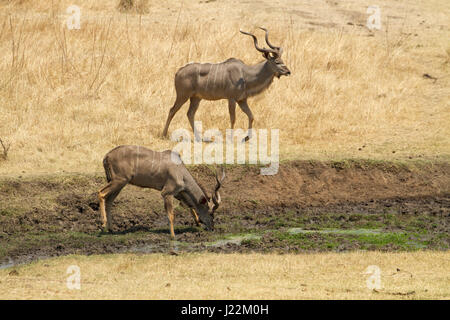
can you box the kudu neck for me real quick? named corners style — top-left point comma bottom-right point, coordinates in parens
top-left (183, 172), bottom-right (209, 204)
top-left (244, 61), bottom-right (275, 91)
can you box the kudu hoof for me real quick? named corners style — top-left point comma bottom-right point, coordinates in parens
top-left (100, 226), bottom-right (112, 234)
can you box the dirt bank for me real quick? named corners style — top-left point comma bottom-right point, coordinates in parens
top-left (0, 160), bottom-right (449, 264)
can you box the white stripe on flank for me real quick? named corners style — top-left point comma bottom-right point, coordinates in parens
top-left (205, 64), bottom-right (213, 91)
top-left (135, 146), bottom-right (140, 177)
top-left (156, 152), bottom-right (162, 174)
top-left (149, 150), bottom-right (155, 173)
top-left (213, 63), bottom-right (219, 88)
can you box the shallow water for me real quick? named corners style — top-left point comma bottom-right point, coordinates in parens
top-left (208, 234), bottom-right (262, 247)
top-left (0, 257), bottom-right (16, 270)
top-left (132, 234), bottom-right (263, 254)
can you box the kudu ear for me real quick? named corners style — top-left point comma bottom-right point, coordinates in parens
top-left (199, 196), bottom-right (208, 205)
top-left (263, 51), bottom-right (278, 60)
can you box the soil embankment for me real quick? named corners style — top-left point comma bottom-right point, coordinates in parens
top-left (0, 161), bottom-right (449, 264)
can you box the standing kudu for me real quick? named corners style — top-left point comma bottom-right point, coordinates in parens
top-left (162, 27), bottom-right (291, 142)
top-left (98, 145), bottom-right (225, 238)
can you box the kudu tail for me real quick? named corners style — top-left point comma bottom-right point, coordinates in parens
top-left (103, 156), bottom-right (113, 183)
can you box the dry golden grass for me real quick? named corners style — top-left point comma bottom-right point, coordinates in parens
top-left (1, 251), bottom-right (449, 299)
top-left (0, 0), bottom-right (449, 175)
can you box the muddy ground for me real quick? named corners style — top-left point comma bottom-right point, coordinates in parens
top-left (0, 160), bottom-right (449, 265)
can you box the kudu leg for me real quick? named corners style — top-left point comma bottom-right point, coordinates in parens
top-left (105, 189), bottom-right (123, 231)
top-left (161, 181), bottom-right (183, 239)
top-left (190, 208), bottom-right (200, 227)
top-left (187, 97), bottom-right (203, 142)
top-left (237, 100), bottom-right (254, 142)
top-left (162, 95), bottom-right (190, 138)
top-left (228, 99), bottom-right (236, 130)
top-left (163, 195), bottom-right (176, 239)
top-left (98, 180), bottom-right (127, 232)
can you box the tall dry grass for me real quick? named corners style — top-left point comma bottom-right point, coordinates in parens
top-left (0, 0), bottom-right (449, 174)
top-left (1, 251), bottom-right (449, 299)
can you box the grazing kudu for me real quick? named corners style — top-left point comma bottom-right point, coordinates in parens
top-left (162, 27), bottom-right (291, 142)
top-left (98, 145), bottom-right (225, 239)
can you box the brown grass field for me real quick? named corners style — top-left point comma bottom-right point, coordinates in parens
top-left (1, 252), bottom-right (449, 299)
top-left (0, 0), bottom-right (448, 174)
top-left (0, 0), bottom-right (449, 300)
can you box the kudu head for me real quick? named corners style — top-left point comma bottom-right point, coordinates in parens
top-left (196, 168), bottom-right (226, 231)
top-left (240, 27), bottom-right (291, 78)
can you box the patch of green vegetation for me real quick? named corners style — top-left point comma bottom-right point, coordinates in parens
top-left (273, 231), bottom-right (342, 250)
top-left (288, 228), bottom-right (383, 235)
top-left (247, 210), bottom-right (389, 230)
top-left (228, 207), bottom-right (448, 237)
top-left (353, 232), bottom-right (411, 249)
top-left (265, 228), bottom-right (436, 251)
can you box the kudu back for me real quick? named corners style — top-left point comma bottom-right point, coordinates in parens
top-left (162, 27), bottom-right (290, 142)
top-left (98, 145), bottom-right (225, 238)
